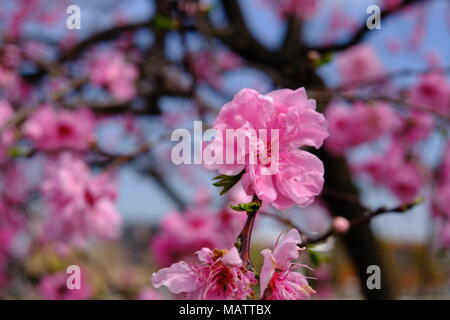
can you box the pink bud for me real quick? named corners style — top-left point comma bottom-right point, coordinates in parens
top-left (333, 216), bottom-right (350, 234)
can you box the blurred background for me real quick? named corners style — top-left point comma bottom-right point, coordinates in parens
top-left (0, 0), bottom-right (449, 299)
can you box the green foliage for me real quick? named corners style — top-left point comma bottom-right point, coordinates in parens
top-left (8, 146), bottom-right (28, 158)
top-left (229, 201), bottom-right (261, 214)
top-left (306, 247), bottom-right (330, 267)
top-left (212, 170), bottom-right (244, 195)
top-left (154, 14), bottom-right (177, 30)
top-left (313, 51), bottom-right (333, 68)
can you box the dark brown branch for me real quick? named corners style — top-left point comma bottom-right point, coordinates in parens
top-left (311, 0), bottom-right (427, 53)
top-left (235, 195), bottom-right (261, 271)
top-left (218, 0), bottom-right (280, 67)
top-left (59, 21), bottom-right (153, 62)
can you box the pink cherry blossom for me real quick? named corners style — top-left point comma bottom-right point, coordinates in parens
top-left (432, 144), bottom-right (450, 219)
top-left (408, 73), bottom-right (450, 113)
top-left (397, 111), bottom-right (434, 143)
top-left (382, 0), bottom-right (403, 10)
top-left (138, 287), bottom-right (162, 300)
top-left (0, 100), bottom-right (16, 161)
top-left (0, 252), bottom-right (9, 291)
top-left (38, 270), bottom-right (92, 300)
top-left (150, 208), bottom-right (223, 267)
top-left (357, 140), bottom-right (425, 202)
top-left (332, 216), bottom-right (350, 234)
top-left (0, 221), bottom-right (17, 260)
top-left (325, 101), bottom-right (399, 155)
top-left (273, 0), bottom-right (319, 19)
top-left (1, 44), bottom-right (22, 68)
top-left (387, 163), bottom-right (424, 203)
top-left (23, 105), bottom-right (95, 152)
top-left (441, 143), bottom-right (450, 183)
top-left (313, 265), bottom-right (334, 299)
top-left (152, 247), bottom-right (256, 300)
top-left (41, 153), bottom-right (122, 249)
top-left (336, 45), bottom-right (383, 86)
top-left (438, 222), bottom-right (450, 249)
top-left (204, 88), bottom-right (328, 209)
top-left (1, 162), bottom-right (29, 204)
top-left (89, 51), bottom-right (138, 102)
top-left (260, 229), bottom-right (315, 300)
top-left (150, 204), bottom-right (244, 267)
top-left (189, 50), bottom-right (241, 89)
top-left (433, 183), bottom-right (450, 218)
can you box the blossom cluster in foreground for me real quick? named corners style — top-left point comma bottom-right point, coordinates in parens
top-left (152, 229), bottom-right (314, 300)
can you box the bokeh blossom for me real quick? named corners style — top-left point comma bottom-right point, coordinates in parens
top-left (24, 105), bottom-right (95, 152)
top-left (40, 153), bottom-right (122, 249)
top-left (38, 269), bottom-right (92, 300)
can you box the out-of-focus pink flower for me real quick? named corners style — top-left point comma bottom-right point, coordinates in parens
top-left (204, 88), bottom-right (328, 210)
top-left (41, 153), bottom-right (122, 249)
top-left (357, 140), bottom-right (425, 202)
top-left (432, 144), bottom-right (450, 218)
top-left (314, 265), bottom-right (334, 299)
top-left (433, 183), bottom-right (450, 218)
top-left (1, 162), bottom-right (28, 204)
top-left (23, 105), bottom-right (95, 152)
top-left (274, 0), bottom-right (319, 19)
top-left (0, 100), bottom-right (15, 161)
top-left (439, 222), bottom-right (450, 249)
top-left (336, 45), bottom-right (383, 86)
top-left (150, 208), bottom-right (222, 267)
top-left (38, 270), bottom-right (92, 300)
top-left (189, 50), bottom-right (241, 89)
top-left (150, 204), bottom-right (244, 267)
top-left (260, 229), bottom-right (314, 300)
top-left (397, 111), bottom-right (434, 143)
top-left (89, 51), bottom-right (138, 102)
top-left (441, 143), bottom-right (450, 183)
top-left (387, 163), bottom-right (423, 203)
top-left (408, 73), bottom-right (450, 113)
top-left (0, 66), bottom-right (20, 92)
top-left (0, 224), bottom-right (16, 259)
top-left (332, 216), bottom-right (350, 234)
top-left (1, 44), bottom-right (22, 68)
top-left (138, 287), bottom-right (162, 300)
top-left (325, 102), bottom-right (399, 155)
top-left (382, 0), bottom-right (403, 10)
top-left (152, 247), bottom-right (256, 300)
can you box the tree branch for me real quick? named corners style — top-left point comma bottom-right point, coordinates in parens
top-left (311, 0), bottom-right (427, 53)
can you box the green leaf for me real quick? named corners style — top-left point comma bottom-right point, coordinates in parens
top-left (7, 146), bottom-right (28, 158)
top-left (212, 170), bottom-right (244, 195)
top-left (154, 14), bottom-right (177, 30)
top-left (306, 248), bottom-right (330, 267)
top-left (229, 201), bottom-right (261, 214)
top-left (313, 51), bottom-right (333, 68)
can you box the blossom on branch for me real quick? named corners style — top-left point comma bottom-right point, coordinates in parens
top-left (260, 229), bottom-right (315, 300)
top-left (152, 247), bottom-right (256, 300)
top-left (204, 88), bottom-right (328, 209)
